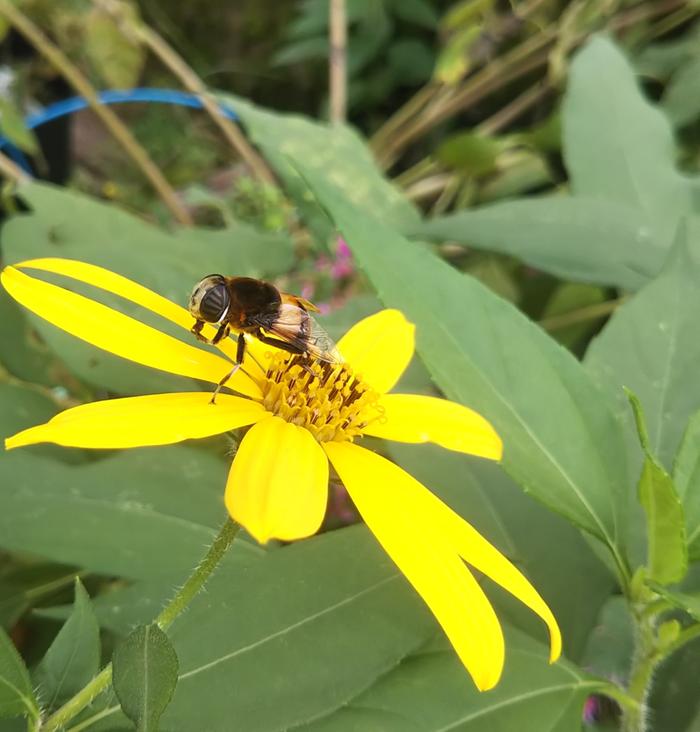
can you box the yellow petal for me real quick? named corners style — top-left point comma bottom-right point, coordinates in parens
top-left (364, 394), bottom-right (503, 460)
top-left (5, 393), bottom-right (266, 449)
top-left (439, 503), bottom-right (562, 664)
top-left (337, 309), bottom-right (414, 393)
top-left (1, 266), bottom-right (260, 398)
top-left (327, 442), bottom-right (562, 667)
top-left (13, 258), bottom-right (262, 393)
top-left (225, 416), bottom-right (329, 543)
top-left (325, 441), bottom-right (505, 690)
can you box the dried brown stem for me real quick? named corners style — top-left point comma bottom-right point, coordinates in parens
top-left (118, 10), bottom-right (276, 185)
top-left (329, 0), bottom-right (347, 124)
top-left (478, 81), bottom-right (550, 135)
top-left (0, 150), bottom-right (30, 182)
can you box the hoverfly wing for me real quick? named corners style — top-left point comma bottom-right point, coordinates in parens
top-left (268, 303), bottom-right (344, 364)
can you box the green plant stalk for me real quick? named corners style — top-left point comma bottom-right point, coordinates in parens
top-left (0, 0), bottom-right (193, 226)
top-left (622, 609), bottom-right (658, 732)
top-left (40, 518), bottom-right (240, 732)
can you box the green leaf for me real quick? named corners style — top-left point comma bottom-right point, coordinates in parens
top-left (674, 411), bottom-right (700, 559)
top-left (219, 94), bottom-right (420, 236)
top-left (585, 222), bottom-right (700, 471)
top-left (627, 390), bottom-right (687, 585)
top-left (78, 526), bottom-right (435, 731)
top-left (581, 596), bottom-right (634, 682)
top-left (84, 5), bottom-right (146, 88)
top-left (0, 288), bottom-right (55, 386)
top-left (563, 35), bottom-right (695, 230)
top-left (540, 283), bottom-right (606, 349)
top-left (34, 578), bottom-right (100, 709)
top-left (416, 36), bottom-right (700, 292)
top-left (433, 24), bottom-right (481, 84)
top-left (414, 196), bottom-right (662, 291)
top-left (2, 181), bottom-right (293, 395)
top-left (662, 55), bottom-right (700, 128)
top-left (436, 131), bottom-right (502, 175)
top-left (0, 563), bottom-right (79, 631)
top-left (390, 0), bottom-right (438, 29)
top-left (0, 383), bottom-right (86, 465)
top-left (0, 99), bottom-right (38, 155)
top-left (0, 445), bottom-right (260, 580)
top-left (113, 624), bottom-right (179, 732)
top-left (294, 628), bottom-right (602, 732)
top-left (295, 165), bottom-right (629, 569)
top-left (0, 627), bottom-right (39, 722)
top-left (647, 583), bottom-right (700, 622)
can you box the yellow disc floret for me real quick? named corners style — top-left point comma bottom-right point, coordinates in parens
top-left (261, 353), bottom-right (381, 443)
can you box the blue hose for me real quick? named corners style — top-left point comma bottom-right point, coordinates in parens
top-left (0, 87), bottom-right (239, 175)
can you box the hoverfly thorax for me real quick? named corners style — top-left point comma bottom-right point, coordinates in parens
top-left (189, 274), bottom-right (230, 323)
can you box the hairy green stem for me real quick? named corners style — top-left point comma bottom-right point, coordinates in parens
top-left (621, 609), bottom-right (658, 732)
top-left (40, 519), bottom-right (240, 732)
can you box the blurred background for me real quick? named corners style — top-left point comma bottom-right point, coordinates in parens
top-left (2, 0), bottom-right (698, 340)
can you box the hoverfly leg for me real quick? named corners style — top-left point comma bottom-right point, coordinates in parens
top-left (210, 323), bottom-right (230, 345)
top-left (210, 335), bottom-right (246, 404)
top-left (210, 363), bottom-right (242, 404)
top-left (254, 331), bottom-right (304, 355)
top-left (191, 320), bottom-right (229, 346)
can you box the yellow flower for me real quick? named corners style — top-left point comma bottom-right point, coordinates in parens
top-left (1, 257), bottom-right (561, 690)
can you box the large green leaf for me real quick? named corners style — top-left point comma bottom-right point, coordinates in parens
top-left (74, 526), bottom-right (435, 732)
top-left (414, 196), bottom-right (660, 290)
top-left (34, 579), bottom-right (100, 709)
top-left (0, 627), bottom-right (38, 723)
top-left (0, 445), bottom-right (260, 580)
top-left (296, 167), bottom-right (629, 572)
top-left (413, 36), bottom-right (700, 291)
top-left (627, 391), bottom-right (687, 586)
top-left (0, 383), bottom-right (86, 465)
top-left (662, 55), bottom-right (700, 128)
top-left (295, 629), bottom-right (600, 732)
top-left (673, 411), bottom-right (700, 560)
top-left (221, 93), bottom-right (420, 237)
top-left (1, 181), bottom-right (293, 395)
top-left (585, 225), bottom-right (700, 472)
top-left (0, 563), bottom-right (80, 631)
top-left (113, 624), bottom-right (179, 732)
top-left (563, 36), bottom-right (696, 227)
top-left (0, 288), bottom-right (55, 387)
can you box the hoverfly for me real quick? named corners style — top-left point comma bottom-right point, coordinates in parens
top-left (188, 275), bottom-right (342, 401)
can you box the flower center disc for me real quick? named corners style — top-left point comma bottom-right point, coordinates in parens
top-left (261, 354), bottom-right (380, 443)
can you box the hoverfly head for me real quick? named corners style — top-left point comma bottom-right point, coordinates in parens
top-left (189, 275), bottom-right (230, 323)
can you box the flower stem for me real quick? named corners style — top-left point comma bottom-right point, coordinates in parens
top-left (155, 518), bottom-right (240, 630)
top-left (40, 518), bottom-right (240, 732)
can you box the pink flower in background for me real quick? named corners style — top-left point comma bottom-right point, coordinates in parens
top-left (583, 696), bottom-right (599, 724)
top-left (330, 237), bottom-right (354, 280)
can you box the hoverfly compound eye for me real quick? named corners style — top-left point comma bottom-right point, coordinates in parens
top-left (189, 276), bottom-right (230, 323)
